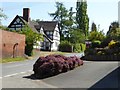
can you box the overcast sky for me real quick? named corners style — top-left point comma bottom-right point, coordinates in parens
top-left (1, 0), bottom-right (119, 34)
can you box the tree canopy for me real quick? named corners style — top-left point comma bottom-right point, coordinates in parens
top-left (76, 0), bottom-right (89, 38)
top-left (107, 21), bottom-right (119, 36)
top-left (19, 25), bottom-right (43, 56)
top-left (49, 2), bottom-right (76, 41)
top-left (91, 22), bottom-right (97, 32)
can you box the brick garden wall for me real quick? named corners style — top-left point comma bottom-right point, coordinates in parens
top-left (0, 30), bottom-right (25, 58)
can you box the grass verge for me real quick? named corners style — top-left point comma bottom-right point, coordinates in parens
top-left (39, 51), bottom-right (71, 57)
top-left (0, 57), bottom-right (26, 63)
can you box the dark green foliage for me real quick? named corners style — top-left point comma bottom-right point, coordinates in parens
top-left (88, 30), bottom-right (105, 41)
top-left (59, 41), bottom-right (72, 52)
top-left (103, 21), bottom-right (120, 47)
top-left (0, 26), bottom-right (10, 30)
top-left (25, 44), bottom-right (33, 56)
top-left (91, 40), bottom-right (101, 48)
top-left (49, 2), bottom-right (76, 41)
top-left (107, 21), bottom-right (119, 36)
top-left (19, 25), bottom-right (43, 56)
top-left (69, 29), bottom-right (86, 44)
top-left (76, 0), bottom-right (89, 37)
top-left (49, 2), bottom-right (68, 36)
top-left (91, 22), bottom-right (97, 32)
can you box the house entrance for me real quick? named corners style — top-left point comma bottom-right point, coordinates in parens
top-left (13, 43), bottom-right (18, 58)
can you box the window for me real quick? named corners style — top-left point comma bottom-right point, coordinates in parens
top-left (40, 42), bottom-right (44, 47)
top-left (50, 36), bottom-right (53, 39)
top-left (50, 31), bottom-right (53, 35)
top-left (11, 25), bottom-right (15, 27)
top-left (46, 31), bottom-right (49, 35)
top-left (56, 31), bottom-right (58, 36)
top-left (16, 24), bottom-right (22, 27)
top-left (14, 21), bottom-right (17, 24)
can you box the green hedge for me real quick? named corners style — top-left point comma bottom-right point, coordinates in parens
top-left (73, 43), bottom-right (86, 53)
top-left (59, 41), bottom-right (73, 52)
top-left (59, 41), bottom-right (86, 53)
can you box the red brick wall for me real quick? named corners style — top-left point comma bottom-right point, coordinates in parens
top-left (0, 30), bottom-right (25, 58)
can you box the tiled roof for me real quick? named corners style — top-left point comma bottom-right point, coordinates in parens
top-left (20, 16), bottom-right (39, 33)
top-left (37, 21), bottom-right (58, 31)
top-left (8, 15), bottom-right (58, 43)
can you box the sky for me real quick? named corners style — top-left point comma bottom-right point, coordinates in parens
top-left (1, 0), bottom-right (120, 34)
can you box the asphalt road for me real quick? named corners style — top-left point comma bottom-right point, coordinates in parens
top-left (1, 53), bottom-right (84, 77)
top-left (1, 56), bottom-right (39, 77)
top-left (1, 60), bottom-right (119, 88)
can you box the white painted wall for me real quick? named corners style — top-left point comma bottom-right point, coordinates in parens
top-left (51, 25), bottom-right (60, 51)
top-left (34, 24), bottom-right (60, 51)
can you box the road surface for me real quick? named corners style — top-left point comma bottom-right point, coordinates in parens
top-left (1, 53), bottom-right (84, 77)
top-left (1, 59), bottom-right (119, 88)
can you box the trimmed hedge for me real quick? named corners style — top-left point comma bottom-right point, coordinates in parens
top-left (33, 55), bottom-right (83, 79)
top-left (59, 41), bottom-right (73, 52)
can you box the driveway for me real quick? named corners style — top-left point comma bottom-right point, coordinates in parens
top-left (1, 60), bottom-right (119, 88)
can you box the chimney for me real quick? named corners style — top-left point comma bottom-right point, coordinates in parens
top-left (23, 8), bottom-right (30, 22)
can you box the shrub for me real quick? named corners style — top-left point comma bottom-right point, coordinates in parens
top-left (108, 40), bottom-right (117, 49)
top-left (33, 55), bottom-right (83, 79)
top-left (73, 43), bottom-right (86, 53)
top-left (91, 40), bottom-right (101, 48)
top-left (59, 41), bottom-right (73, 52)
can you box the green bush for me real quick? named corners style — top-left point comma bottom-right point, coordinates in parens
top-left (73, 43), bottom-right (81, 53)
top-left (25, 44), bottom-right (33, 56)
top-left (92, 40), bottom-right (101, 48)
top-left (19, 25), bottom-right (43, 56)
top-left (73, 43), bottom-right (86, 53)
top-left (59, 41), bottom-right (72, 52)
top-left (81, 43), bottom-right (86, 51)
top-left (85, 48), bottom-right (97, 55)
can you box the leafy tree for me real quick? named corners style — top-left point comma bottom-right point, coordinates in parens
top-left (19, 25), bottom-right (43, 56)
top-left (0, 8), bottom-right (7, 25)
top-left (103, 21), bottom-right (120, 46)
top-left (49, 2), bottom-right (68, 36)
top-left (49, 2), bottom-right (76, 41)
top-left (91, 22), bottom-right (97, 32)
top-left (64, 7), bottom-right (75, 29)
top-left (107, 21), bottom-right (119, 36)
top-left (69, 29), bottom-right (86, 44)
top-left (88, 30), bottom-right (105, 41)
top-left (76, 0), bottom-right (89, 38)
top-left (107, 28), bottom-right (120, 41)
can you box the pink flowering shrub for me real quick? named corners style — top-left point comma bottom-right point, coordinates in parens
top-left (33, 55), bottom-right (83, 79)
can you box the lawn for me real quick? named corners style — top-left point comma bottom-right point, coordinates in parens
top-left (0, 50), bottom-right (71, 63)
top-left (0, 57), bottom-right (26, 63)
top-left (39, 51), bottom-right (71, 57)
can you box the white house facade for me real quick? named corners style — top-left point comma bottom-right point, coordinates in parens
top-left (8, 8), bottom-right (60, 51)
top-left (36, 21), bottom-right (60, 51)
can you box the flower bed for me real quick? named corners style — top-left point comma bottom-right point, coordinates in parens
top-left (33, 55), bottom-right (83, 79)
